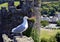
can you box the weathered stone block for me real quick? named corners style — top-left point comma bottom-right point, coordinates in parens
top-left (1, 7), bottom-right (7, 13)
top-left (14, 36), bottom-right (34, 42)
top-left (8, 6), bottom-right (16, 14)
top-left (0, 10), bottom-right (2, 25)
top-left (8, 0), bottom-right (14, 6)
top-left (2, 34), bottom-right (34, 42)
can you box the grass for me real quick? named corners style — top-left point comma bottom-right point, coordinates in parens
top-left (40, 29), bottom-right (60, 39)
top-left (0, 1), bottom-right (20, 9)
top-left (14, 1), bottom-right (20, 6)
top-left (42, 1), bottom-right (59, 4)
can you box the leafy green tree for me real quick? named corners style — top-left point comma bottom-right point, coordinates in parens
top-left (57, 7), bottom-right (60, 12)
top-left (41, 2), bottom-right (60, 16)
top-left (48, 7), bottom-right (55, 16)
top-left (41, 7), bottom-right (49, 15)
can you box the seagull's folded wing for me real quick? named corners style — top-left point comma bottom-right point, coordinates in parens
top-left (12, 25), bottom-right (25, 33)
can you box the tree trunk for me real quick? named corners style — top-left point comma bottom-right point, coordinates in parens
top-left (31, 0), bottom-right (41, 42)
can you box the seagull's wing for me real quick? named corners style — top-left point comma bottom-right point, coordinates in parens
top-left (12, 25), bottom-right (25, 33)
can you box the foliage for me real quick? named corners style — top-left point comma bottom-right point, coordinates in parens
top-left (41, 38), bottom-right (47, 42)
top-left (55, 32), bottom-right (60, 42)
top-left (41, 7), bottom-right (49, 15)
top-left (28, 18), bottom-right (36, 23)
top-left (31, 28), bottom-right (40, 42)
top-left (41, 20), bottom-right (49, 27)
top-left (41, 37), bottom-right (57, 42)
top-left (40, 29), bottom-right (60, 42)
top-left (57, 20), bottom-right (60, 26)
top-left (41, 2), bottom-right (60, 16)
top-left (49, 36), bottom-right (57, 42)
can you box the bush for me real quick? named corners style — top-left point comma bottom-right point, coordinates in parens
top-left (57, 20), bottom-right (60, 26)
top-left (41, 38), bottom-right (47, 42)
top-left (41, 36), bottom-right (57, 42)
top-left (49, 36), bottom-right (57, 42)
top-left (41, 2), bottom-right (60, 16)
top-left (41, 7), bottom-right (49, 15)
top-left (41, 20), bottom-right (49, 27)
top-left (31, 28), bottom-right (40, 42)
top-left (48, 7), bottom-right (55, 16)
top-left (55, 32), bottom-right (60, 42)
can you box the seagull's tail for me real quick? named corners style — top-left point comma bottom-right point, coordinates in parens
top-left (12, 28), bottom-right (16, 32)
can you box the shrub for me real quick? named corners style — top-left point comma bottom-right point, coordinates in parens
top-left (41, 36), bottom-right (57, 42)
top-left (41, 2), bottom-right (60, 16)
top-left (49, 36), bottom-right (57, 42)
top-left (41, 38), bottom-right (47, 42)
top-left (55, 32), bottom-right (60, 42)
top-left (41, 20), bottom-right (49, 27)
top-left (57, 20), bottom-right (60, 26)
top-left (41, 7), bottom-right (49, 15)
top-left (31, 28), bottom-right (40, 42)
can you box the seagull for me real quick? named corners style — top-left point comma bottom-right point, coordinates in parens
top-left (11, 16), bottom-right (29, 37)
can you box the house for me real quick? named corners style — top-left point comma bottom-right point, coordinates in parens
top-left (56, 14), bottom-right (60, 20)
top-left (41, 15), bottom-right (58, 22)
top-left (41, 15), bottom-right (50, 21)
top-left (49, 16), bottom-right (58, 22)
top-left (45, 24), bottom-right (59, 29)
top-left (45, 23), bottom-right (60, 29)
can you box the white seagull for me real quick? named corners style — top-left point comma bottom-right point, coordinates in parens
top-left (11, 16), bottom-right (29, 37)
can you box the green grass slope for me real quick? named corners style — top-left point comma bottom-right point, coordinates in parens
top-left (40, 29), bottom-right (60, 42)
top-left (0, 1), bottom-right (20, 9)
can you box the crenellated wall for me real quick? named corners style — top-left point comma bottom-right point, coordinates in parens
top-left (0, 0), bottom-right (34, 42)
top-left (1, 0), bottom-right (33, 31)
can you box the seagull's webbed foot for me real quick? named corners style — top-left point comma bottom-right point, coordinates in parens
top-left (20, 33), bottom-right (23, 38)
top-left (10, 33), bottom-right (15, 39)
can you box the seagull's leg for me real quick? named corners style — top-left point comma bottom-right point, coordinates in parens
top-left (20, 32), bottom-right (23, 38)
top-left (10, 33), bottom-right (15, 39)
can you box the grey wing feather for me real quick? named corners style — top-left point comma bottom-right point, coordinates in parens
top-left (12, 25), bottom-right (25, 33)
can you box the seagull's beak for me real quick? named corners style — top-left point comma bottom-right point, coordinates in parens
top-left (28, 18), bottom-right (31, 19)
top-left (28, 16), bottom-right (36, 21)
top-left (28, 17), bottom-right (32, 19)
top-left (28, 16), bottom-right (35, 19)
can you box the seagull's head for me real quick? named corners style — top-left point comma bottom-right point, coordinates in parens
top-left (23, 16), bottom-right (29, 20)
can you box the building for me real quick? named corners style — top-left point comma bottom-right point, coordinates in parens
top-left (56, 13), bottom-right (60, 20)
top-left (49, 16), bottom-right (58, 22)
top-left (41, 15), bottom-right (50, 21)
top-left (41, 16), bottom-right (58, 22)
